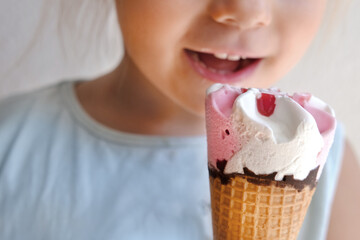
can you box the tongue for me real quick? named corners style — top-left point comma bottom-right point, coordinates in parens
top-left (198, 52), bottom-right (239, 72)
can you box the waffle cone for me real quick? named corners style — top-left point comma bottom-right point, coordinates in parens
top-left (210, 174), bottom-right (315, 240)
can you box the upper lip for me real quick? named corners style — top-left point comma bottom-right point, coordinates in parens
top-left (185, 47), bottom-right (263, 60)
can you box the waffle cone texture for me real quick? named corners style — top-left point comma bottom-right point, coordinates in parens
top-left (210, 174), bottom-right (315, 240)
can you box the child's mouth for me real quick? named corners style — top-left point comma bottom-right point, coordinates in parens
top-left (184, 49), bottom-right (261, 84)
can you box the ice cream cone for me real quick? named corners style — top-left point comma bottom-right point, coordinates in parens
top-left (209, 174), bottom-right (315, 240)
top-left (205, 84), bottom-right (336, 240)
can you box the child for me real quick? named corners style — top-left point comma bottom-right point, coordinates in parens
top-left (0, 0), bottom-right (359, 239)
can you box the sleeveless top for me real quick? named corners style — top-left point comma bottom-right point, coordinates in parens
top-left (0, 81), bottom-right (344, 240)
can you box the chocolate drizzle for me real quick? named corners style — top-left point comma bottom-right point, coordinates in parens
top-left (209, 166), bottom-right (319, 191)
top-left (216, 160), bottom-right (228, 173)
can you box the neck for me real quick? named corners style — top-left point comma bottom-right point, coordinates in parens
top-left (76, 55), bottom-right (206, 136)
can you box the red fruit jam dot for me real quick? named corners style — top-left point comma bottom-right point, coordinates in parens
top-left (257, 93), bottom-right (276, 117)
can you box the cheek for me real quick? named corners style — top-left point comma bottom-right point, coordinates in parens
top-left (277, 0), bottom-right (327, 53)
top-left (116, 0), bottom-right (209, 114)
top-left (247, 0), bottom-right (327, 89)
top-left (117, 0), bottom-right (199, 76)
top-left (118, 2), bottom-right (175, 65)
top-left (270, 0), bottom-right (327, 77)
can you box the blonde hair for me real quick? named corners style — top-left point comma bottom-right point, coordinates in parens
top-left (58, 0), bottom-right (122, 76)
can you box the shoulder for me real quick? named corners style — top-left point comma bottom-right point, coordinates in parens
top-left (327, 138), bottom-right (360, 240)
top-left (0, 81), bottom-right (75, 148)
top-left (332, 123), bottom-right (345, 154)
top-left (0, 81), bottom-right (65, 107)
top-left (0, 82), bottom-right (68, 125)
top-left (326, 123), bottom-right (345, 174)
top-left (0, 83), bottom-right (60, 112)
top-left (298, 123), bottom-right (345, 240)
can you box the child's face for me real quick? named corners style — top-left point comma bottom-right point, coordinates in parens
top-left (116, 0), bottom-right (327, 115)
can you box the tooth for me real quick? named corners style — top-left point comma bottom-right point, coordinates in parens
top-left (227, 55), bottom-right (241, 61)
top-left (242, 56), bottom-right (247, 60)
top-left (214, 53), bottom-right (228, 60)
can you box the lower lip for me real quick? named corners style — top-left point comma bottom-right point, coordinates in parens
top-left (184, 50), bottom-right (262, 84)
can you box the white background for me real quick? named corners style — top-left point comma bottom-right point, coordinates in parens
top-left (0, 0), bottom-right (359, 162)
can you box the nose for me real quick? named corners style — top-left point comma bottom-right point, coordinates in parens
top-left (209, 0), bottom-right (272, 30)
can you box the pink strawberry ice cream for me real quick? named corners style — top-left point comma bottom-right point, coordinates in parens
top-left (205, 84), bottom-right (336, 181)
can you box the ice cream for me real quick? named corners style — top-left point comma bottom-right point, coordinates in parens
top-left (206, 83), bottom-right (336, 182)
top-left (205, 84), bottom-right (336, 239)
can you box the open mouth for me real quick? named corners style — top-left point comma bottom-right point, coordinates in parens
top-left (184, 49), bottom-right (261, 84)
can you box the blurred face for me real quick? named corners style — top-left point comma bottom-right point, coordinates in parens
top-left (116, 0), bottom-right (327, 115)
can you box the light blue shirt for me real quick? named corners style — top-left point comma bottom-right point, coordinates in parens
top-left (0, 81), bottom-right (344, 240)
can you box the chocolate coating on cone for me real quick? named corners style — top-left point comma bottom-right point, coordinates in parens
top-left (209, 166), bottom-right (319, 191)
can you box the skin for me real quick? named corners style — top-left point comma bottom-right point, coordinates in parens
top-left (75, 0), bottom-right (360, 238)
top-left (328, 141), bottom-right (360, 240)
top-left (77, 0), bottom-right (327, 135)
